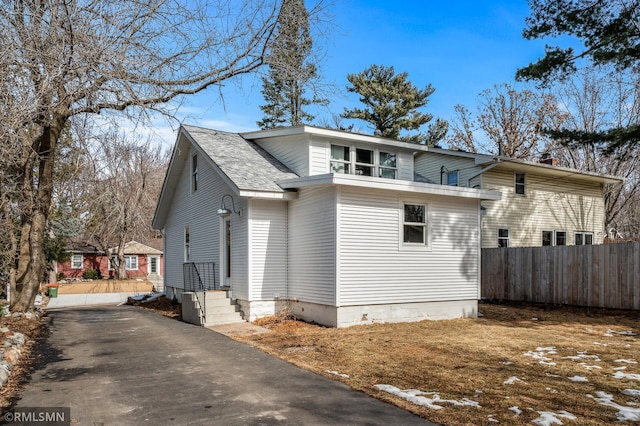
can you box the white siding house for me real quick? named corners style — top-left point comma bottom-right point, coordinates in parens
top-left (414, 148), bottom-right (622, 248)
top-left (153, 125), bottom-right (500, 327)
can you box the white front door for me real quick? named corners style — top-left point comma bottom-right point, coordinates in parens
top-left (221, 217), bottom-right (231, 287)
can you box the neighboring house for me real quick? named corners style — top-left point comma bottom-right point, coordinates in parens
top-left (414, 149), bottom-right (622, 248)
top-left (58, 240), bottom-right (164, 286)
top-left (152, 125), bottom-right (500, 327)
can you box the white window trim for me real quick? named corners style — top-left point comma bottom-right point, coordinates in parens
top-left (514, 172), bottom-right (526, 196)
top-left (191, 154), bottom-right (198, 192)
top-left (71, 254), bottom-right (83, 269)
top-left (399, 200), bottom-right (431, 251)
top-left (574, 231), bottom-right (594, 245)
top-left (542, 229), bottom-right (554, 246)
top-left (331, 144), bottom-right (397, 179)
top-left (498, 228), bottom-right (509, 248)
top-left (184, 227), bottom-right (191, 262)
top-left (554, 230), bottom-right (567, 246)
top-left (125, 255), bottom-right (138, 270)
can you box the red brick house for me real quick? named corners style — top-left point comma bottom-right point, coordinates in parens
top-left (58, 240), bottom-right (164, 283)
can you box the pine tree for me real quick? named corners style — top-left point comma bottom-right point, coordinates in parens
top-left (341, 64), bottom-right (447, 144)
top-left (258, 0), bottom-right (321, 128)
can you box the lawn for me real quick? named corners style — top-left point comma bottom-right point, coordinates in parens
top-left (230, 302), bottom-right (640, 426)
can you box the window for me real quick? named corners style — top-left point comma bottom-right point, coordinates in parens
top-left (191, 154), bottom-right (198, 192)
top-left (185, 227), bottom-right (190, 261)
top-left (515, 172), bottom-right (525, 196)
top-left (355, 148), bottom-right (374, 176)
top-left (330, 145), bottom-right (397, 179)
top-left (125, 256), bottom-right (138, 270)
top-left (330, 145), bottom-right (350, 174)
top-left (71, 254), bottom-right (83, 269)
top-left (498, 228), bottom-right (509, 247)
top-left (447, 170), bottom-right (459, 186)
top-left (379, 152), bottom-right (397, 179)
top-left (555, 231), bottom-right (567, 246)
top-left (403, 204), bottom-right (426, 245)
top-left (574, 232), bottom-right (593, 246)
top-left (542, 230), bottom-right (553, 246)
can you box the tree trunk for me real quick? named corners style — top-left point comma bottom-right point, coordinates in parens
top-left (10, 117), bottom-right (65, 312)
top-left (117, 246), bottom-right (127, 280)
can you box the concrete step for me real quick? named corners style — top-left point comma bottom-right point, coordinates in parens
top-left (205, 311), bottom-right (244, 325)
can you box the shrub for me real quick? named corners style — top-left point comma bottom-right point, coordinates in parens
top-left (56, 272), bottom-right (66, 281)
top-left (82, 269), bottom-right (100, 280)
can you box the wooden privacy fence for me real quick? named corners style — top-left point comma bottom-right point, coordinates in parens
top-left (482, 242), bottom-right (640, 310)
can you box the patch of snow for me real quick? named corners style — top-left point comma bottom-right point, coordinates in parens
top-left (501, 361), bottom-right (513, 365)
top-left (613, 372), bottom-right (640, 381)
top-left (622, 389), bottom-right (640, 398)
top-left (577, 362), bottom-right (602, 370)
top-left (569, 376), bottom-right (588, 382)
top-left (524, 347), bottom-right (557, 365)
top-left (564, 351), bottom-right (601, 362)
top-left (531, 410), bottom-right (577, 426)
top-left (130, 295), bottom-right (147, 301)
top-left (588, 391), bottom-right (640, 422)
top-left (532, 318), bottom-right (539, 321)
top-left (509, 406), bottom-right (522, 416)
top-left (614, 366), bottom-right (628, 371)
top-left (546, 373), bottom-right (561, 378)
top-left (593, 342), bottom-right (608, 346)
top-left (585, 328), bottom-right (594, 333)
top-left (546, 387), bottom-right (558, 393)
top-left (504, 376), bottom-right (524, 385)
top-left (325, 370), bottom-right (349, 378)
top-left (607, 329), bottom-right (635, 336)
top-left (615, 359), bottom-right (638, 364)
top-left (487, 415), bottom-right (498, 422)
top-left (374, 385), bottom-right (481, 410)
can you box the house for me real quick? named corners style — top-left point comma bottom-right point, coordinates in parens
top-left (413, 148), bottom-right (622, 248)
top-left (152, 125), bottom-right (500, 327)
top-left (58, 240), bottom-right (164, 288)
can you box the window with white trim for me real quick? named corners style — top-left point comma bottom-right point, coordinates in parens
top-left (71, 254), bottom-right (83, 269)
top-left (379, 152), bottom-right (397, 179)
top-left (330, 144), bottom-right (397, 179)
top-left (403, 204), bottom-right (427, 245)
top-left (515, 172), bottom-right (525, 196)
top-left (191, 154), bottom-right (198, 192)
top-left (447, 170), bottom-right (459, 186)
top-left (555, 230), bottom-right (567, 246)
top-left (185, 227), bottom-right (191, 261)
top-left (330, 145), bottom-right (350, 174)
top-left (125, 256), bottom-right (138, 270)
top-left (574, 232), bottom-right (593, 245)
top-left (542, 230), bottom-right (553, 246)
top-left (498, 228), bottom-right (509, 247)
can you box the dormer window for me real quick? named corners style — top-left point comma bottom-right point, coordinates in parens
top-left (330, 145), bottom-right (350, 174)
top-left (330, 144), bottom-right (397, 179)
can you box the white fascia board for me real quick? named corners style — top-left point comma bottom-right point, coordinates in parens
top-left (242, 125), bottom-right (427, 152)
top-left (277, 173), bottom-right (502, 201)
top-left (238, 190), bottom-right (298, 200)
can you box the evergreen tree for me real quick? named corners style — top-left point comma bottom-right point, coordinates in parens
top-left (341, 64), bottom-right (446, 144)
top-left (258, 0), bottom-right (321, 128)
top-left (517, 0), bottom-right (640, 153)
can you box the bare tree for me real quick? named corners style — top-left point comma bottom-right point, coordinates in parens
top-left (447, 83), bottom-right (566, 159)
top-left (550, 67), bottom-right (640, 239)
top-left (79, 126), bottom-right (168, 279)
top-left (0, 0), bottom-right (281, 311)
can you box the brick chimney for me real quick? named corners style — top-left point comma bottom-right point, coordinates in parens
top-left (539, 152), bottom-right (558, 166)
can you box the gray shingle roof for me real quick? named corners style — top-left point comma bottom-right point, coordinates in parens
top-left (183, 125), bottom-right (298, 193)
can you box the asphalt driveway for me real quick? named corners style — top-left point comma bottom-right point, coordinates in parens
top-left (12, 306), bottom-right (432, 425)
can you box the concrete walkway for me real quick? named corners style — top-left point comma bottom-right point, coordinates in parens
top-left (15, 306), bottom-right (434, 425)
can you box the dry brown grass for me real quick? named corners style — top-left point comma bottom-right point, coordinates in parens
top-left (231, 302), bottom-right (640, 426)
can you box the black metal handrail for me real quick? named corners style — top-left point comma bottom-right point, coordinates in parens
top-left (183, 262), bottom-right (217, 291)
top-left (183, 262), bottom-right (217, 323)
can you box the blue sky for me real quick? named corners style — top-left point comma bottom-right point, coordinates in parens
top-left (151, 0), bottom-right (551, 145)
